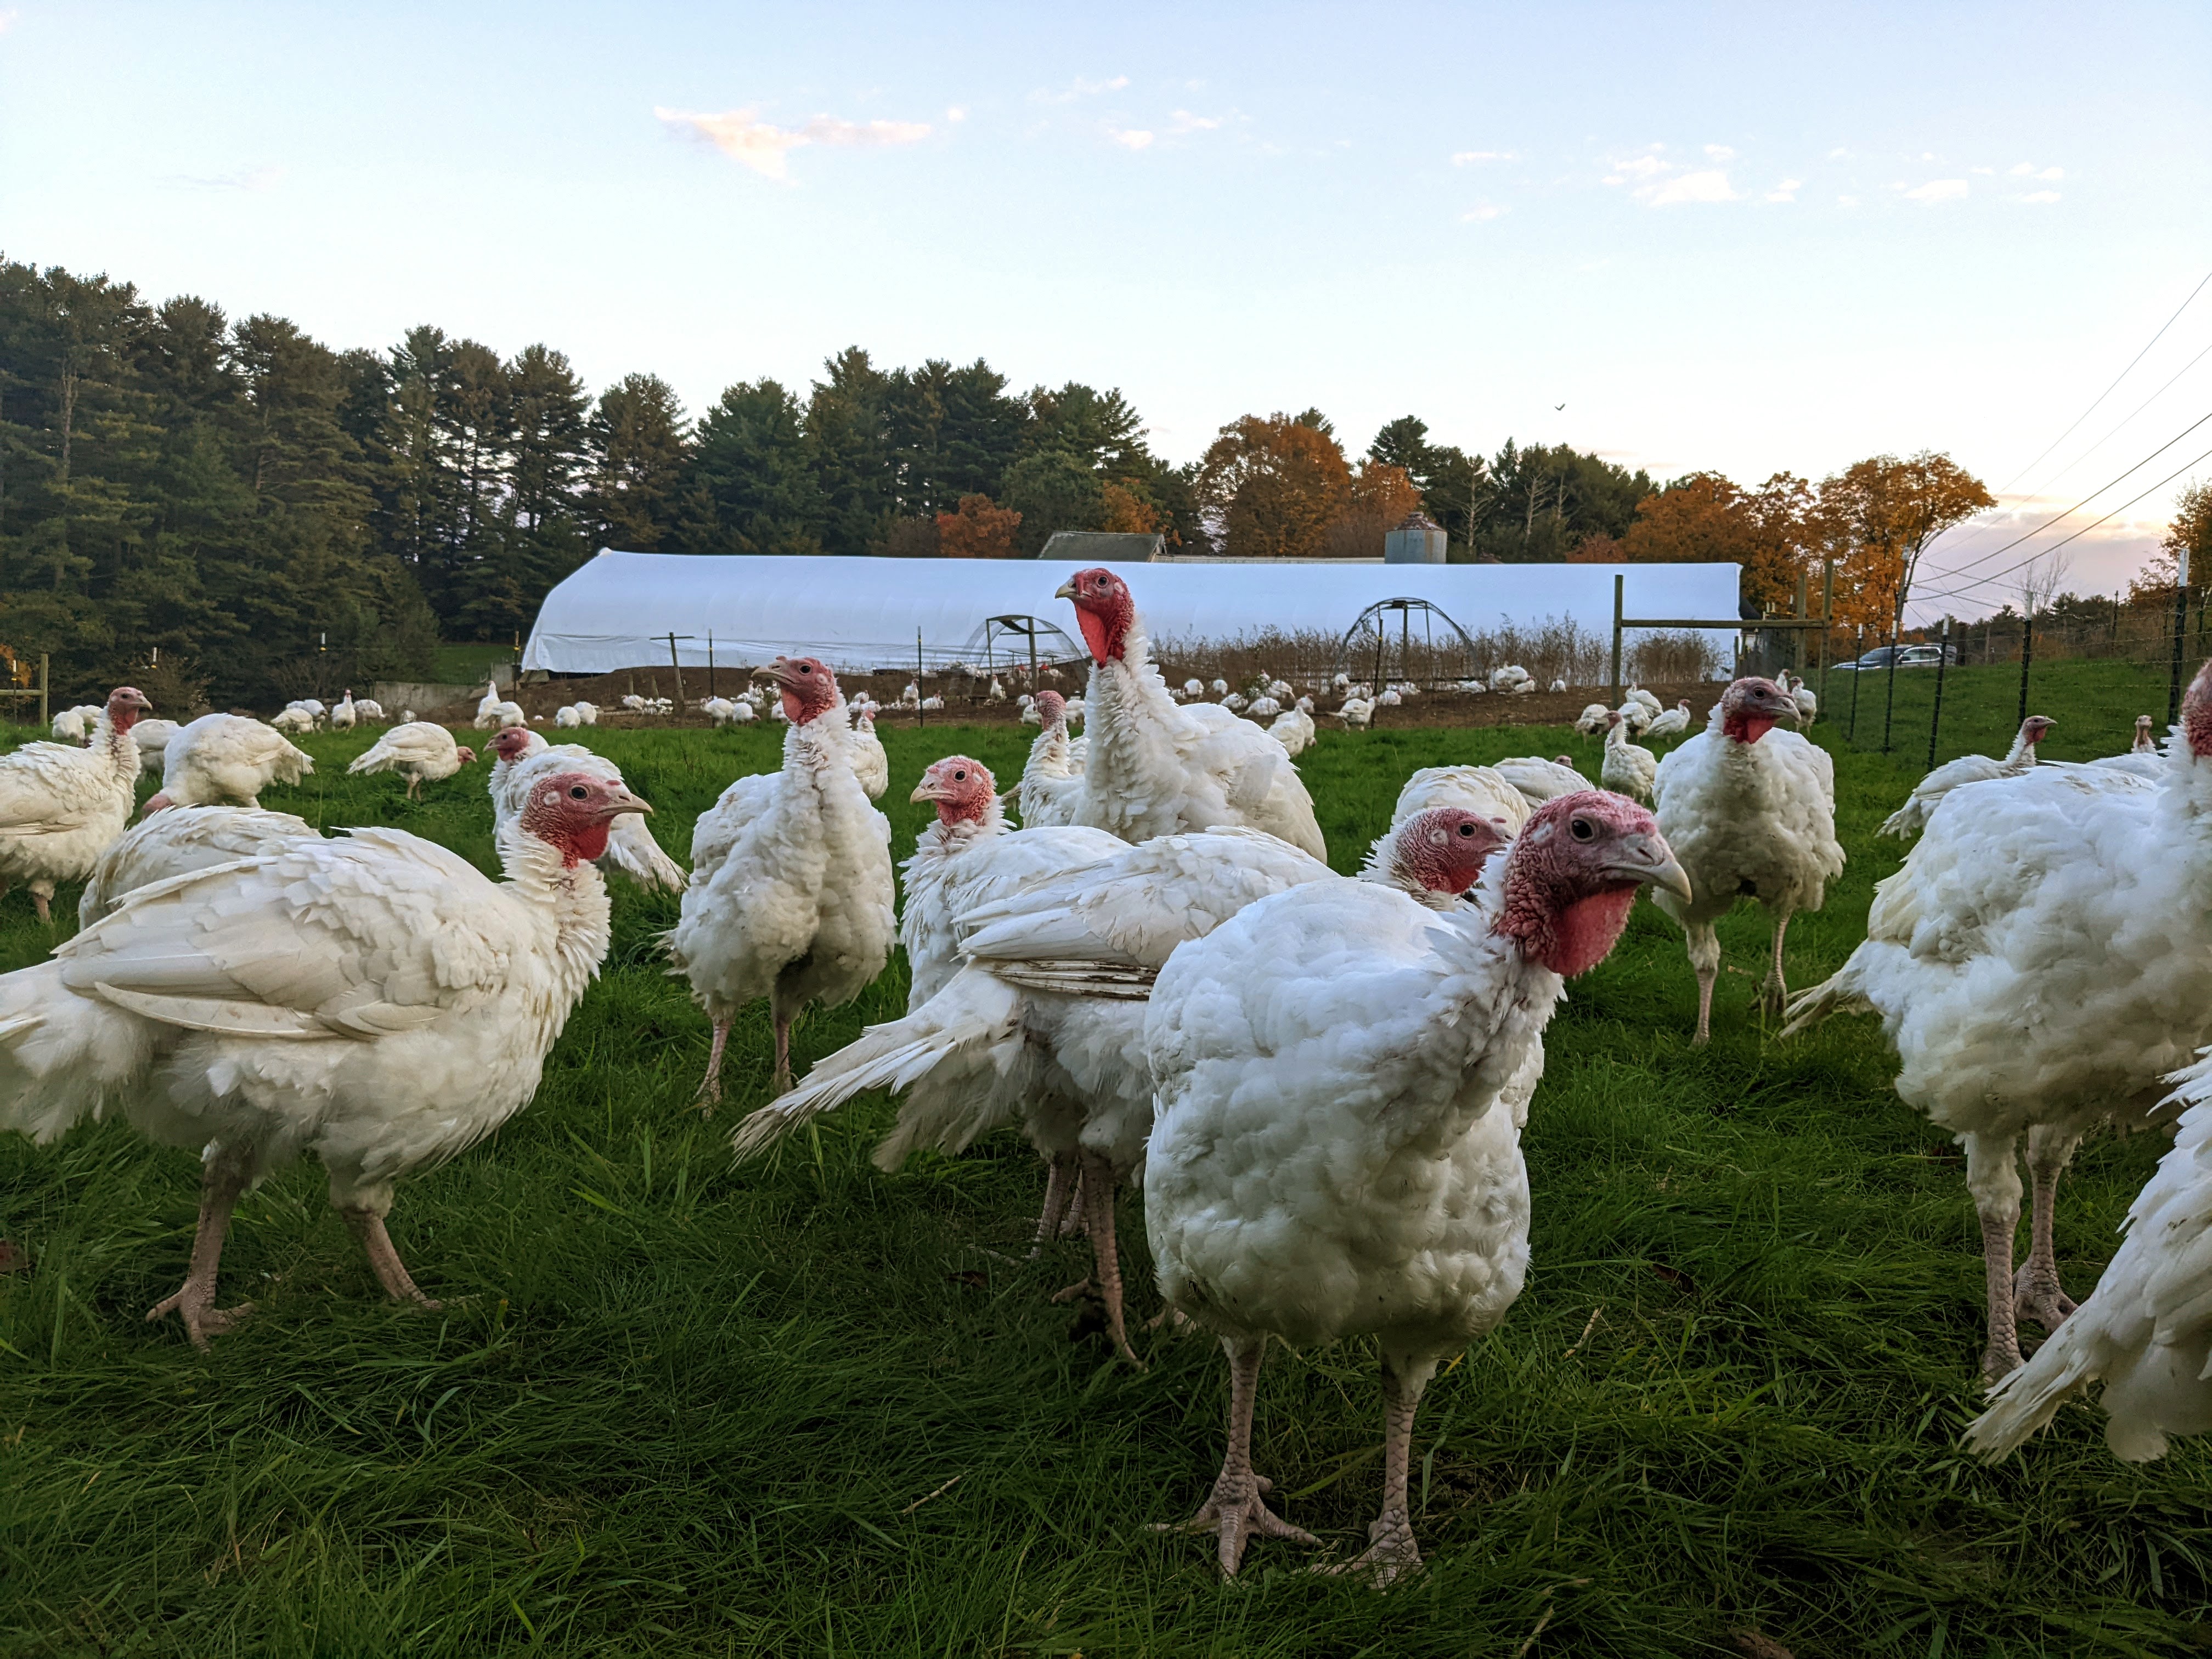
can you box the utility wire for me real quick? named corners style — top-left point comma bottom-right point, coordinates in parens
top-left (1910, 439), bottom-right (2212, 608)
top-left (1915, 406), bottom-right (2212, 590)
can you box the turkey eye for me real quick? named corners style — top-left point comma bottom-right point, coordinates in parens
top-left (953, 770), bottom-right (966, 781)
top-left (1570, 817), bottom-right (1595, 842)
top-left (569, 785), bottom-right (588, 799)
top-left (1457, 823), bottom-right (1475, 837)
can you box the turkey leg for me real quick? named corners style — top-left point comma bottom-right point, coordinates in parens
top-left (1029, 1152), bottom-right (1078, 1256)
top-left (342, 1207), bottom-right (442, 1308)
top-left (29, 881), bottom-right (53, 926)
top-left (771, 1012), bottom-right (793, 1094)
top-left (1758, 909), bottom-right (1794, 1015)
top-left (2014, 1123), bottom-right (2083, 1331)
top-left (1160, 1336), bottom-right (1318, 1576)
top-left (1686, 920), bottom-right (1720, 1046)
top-left (1329, 1353), bottom-right (1432, 1585)
top-left (146, 1148), bottom-right (258, 1348)
top-left (1964, 1131), bottom-right (2025, 1379)
top-left (1054, 1150), bottom-right (1140, 1366)
top-left (697, 1018), bottom-right (731, 1107)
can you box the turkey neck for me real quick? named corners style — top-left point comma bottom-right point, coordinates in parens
top-left (91, 710), bottom-right (139, 797)
top-left (1999, 729), bottom-right (2040, 769)
top-left (1080, 622), bottom-right (1189, 826)
top-left (497, 826), bottom-right (616, 1013)
top-left (1026, 716), bottom-right (1074, 782)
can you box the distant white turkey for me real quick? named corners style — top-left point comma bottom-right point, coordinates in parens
top-left (2089, 715), bottom-right (2164, 780)
top-left (1643, 699), bottom-right (1692, 740)
top-left (1574, 702), bottom-right (1612, 736)
top-left (1143, 793), bottom-right (1688, 1579)
top-left (846, 702), bottom-right (889, 800)
top-left (555, 705), bottom-right (583, 729)
top-left (50, 704), bottom-right (103, 743)
top-left (346, 722), bottom-right (477, 799)
top-left (1337, 696), bottom-right (1374, 730)
top-left (352, 697), bottom-right (385, 723)
top-left (1878, 716), bottom-right (2053, 838)
top-left (271, 707), bottom-right (315, 736)
top-left (0, 769), bottom-right (649, 1346)
top-left (145, 714), bottom-right (312, 811)
top-left (330, 690), bottom-right (357, 732)
top-left (1600, 711), bottom-right (1658, 803)
top-left (572, 701), bottom-right (599, 726)
top-left (0, 686), bottom-right (153, 921)
top-left (1017, 690), bottom-right (1085, 828)
top-left (666, 657), bottom-right (894, 1098)
top-left (486, 728), bottom-right (684, 891)
top-left (1266, 707), bottom-right (1316, 757)
top-left (1492, 755), bottom-right (1590, 808)
top-left (1781, 671), bottom-right (1818, 725)
top-left (1054, 569), bottom-right (1325, 859)
top-left (130, 718), bottom-right (180, 778)
top-left (1656, 678), bottom-right (1841, 1045)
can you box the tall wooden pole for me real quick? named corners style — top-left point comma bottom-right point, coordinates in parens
top-left (1927, 618), bottom-right (1951, 770)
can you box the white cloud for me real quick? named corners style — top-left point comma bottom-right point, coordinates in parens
top-left (2038, 165), bottom-right (2063, 180)
top-left (1838, 194), bottom-right (1859, 207)
top-left (1645, 168), bottom-right (1737, 206)
top-left (163, 165), bottom-right (286, 192)
top-left (2010, 162), bottom-right (2063, 179)
top-left (1452, 149), bottom-right (1518, 165)
top-left (1110, 128), bottom-right (1154, 150)
top-left (1903, 177), bottom-right (1968, 204)
top-left (1610, 153), bottom-right (1669, 182)
top-left (1460, 203), bottom-right (1507, 222)
top-left (1167, 109), bottom-right (1222, 134)
top-left (1036, 75), bottom-right (1128, 104)
top-left (1704, 144), bottom-right (1735, 160)
top-left (1827, 146), bottom-right (1851, 159)
top-left (2019, 189), bottom-right (2062, 204)
top-left (0, 10), bottom-right (18, 32)
top-left (656, 107), bottom-right (932, 179)
top-left (1971, 166), bottom-right (1994, 175)
top-left (945, 105), bottom-right (967, 123)
top-left (1764, 178), bottom-right (1801, 202)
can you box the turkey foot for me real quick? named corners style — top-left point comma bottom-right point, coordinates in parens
top-left (342, 1207), bottom-right (442, 1309)
top-left (1077, 1150), bottom-right (1141, 1366)
top-left (148, 1149), bottom-right (256, 1349)
top-left (1163, 1469), bottom-right (1318, 1577)
top-left (1029, 1153), bottom-right (1079, 1257)
top-left (144, 1283), bottom-right (257, 1348)
top-left (30, 886), bottom-right (52, 926)
top-left (2013, 1257), bottom-right (2076, 1333)
top-left (1143, 1305), bottom-right (1197, 1334)
top-left (1756, 913), bottom-right (1793, 1016)
top-left (1049, 1276), bottom-right (1093, 1304)
top-left (1321, 1507), bottom-right (1423, 1588)
top-left (771, 1011), bottom-right (793, 1096)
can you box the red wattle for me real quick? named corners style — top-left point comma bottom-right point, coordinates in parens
top-left (1077, 608), bottom-right (1112, 665)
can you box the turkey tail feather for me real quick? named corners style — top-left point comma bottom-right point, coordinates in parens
top-left (0, 963), bottom-right (154, 1143)
top-left (1964, 1330), bottom-right (2103, 1461)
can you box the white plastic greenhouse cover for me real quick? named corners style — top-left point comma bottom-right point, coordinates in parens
top-left (521, 549), bottom-right (1745, 674)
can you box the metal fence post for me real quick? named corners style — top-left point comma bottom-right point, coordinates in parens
top-left (1881, 613), bottom-right (1900, 754)
top-left (1927, 617), bottom-right (1950, 770)
top-left (1609, 574), bottom-right (1624, 705)
top-left (2170, 553), bottom-right (2191, 725)
top-left (1848, 625), bottom-right (1863, 741)
top-left (1818, 561), bottom-right (1834, 707)
top-left (38, 653), bottom-right (48, 730)
top-left (2021, 605), bottom-right (2036, 727)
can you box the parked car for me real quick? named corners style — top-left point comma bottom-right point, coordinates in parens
top-left (1832, 644), bottom-right (1959, 671)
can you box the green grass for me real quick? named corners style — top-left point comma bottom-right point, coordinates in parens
top-left (1, 684), bottom-right (2208, 1657)
top-left (430, 644), bottom-right (519, 689)
top-left (1820, 654), bottom-right (2177, 768)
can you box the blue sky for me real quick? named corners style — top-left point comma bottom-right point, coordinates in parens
top-left (4, 1), bottom-right (2208, 616)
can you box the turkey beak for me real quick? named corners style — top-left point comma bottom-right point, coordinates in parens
top-left (1053, 578), bottom-right (1078, 601)
top-left (910, 777), bottom-right (943, 803)
top-left (599, 786), bottom-right (652, 819)
top-left (1606, 831), bottom-right (1692, 902)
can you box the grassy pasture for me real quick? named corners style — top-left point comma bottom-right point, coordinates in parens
top-left (0, 664), bottom-right (2206, 1657)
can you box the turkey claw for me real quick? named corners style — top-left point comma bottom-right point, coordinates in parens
top-left (1157, 1472), bottom-right (1319, 1577)
top-left (1318, 1508), bottom-right (1423, 1588)
top-left (146, 1289), bottom-right (257, 1350)
top-left (2012, 1261), bottom-right (2076, 1333)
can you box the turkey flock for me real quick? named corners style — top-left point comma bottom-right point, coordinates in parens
top-left (1, 566), bottom-right (2208, 1585)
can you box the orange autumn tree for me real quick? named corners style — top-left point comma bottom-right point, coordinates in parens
top-left (1098, 479), bottom-right (1159, 534)
top-left (1196, 414), bottom-right (1353, 558)
top-left (1323, 460), bottom-right (1425, 558)
top-left (2130, 479), bottom-right (2212, 604)
top-left (934, 493), bottom-right (1023, 558)
top-left (1813, 452), bottom-right (1994, 630)
top-left (1620, 471), bottom-right (1813, 610)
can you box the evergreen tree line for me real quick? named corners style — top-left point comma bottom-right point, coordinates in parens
top-left (0, 257), bottom-right (1666, 709)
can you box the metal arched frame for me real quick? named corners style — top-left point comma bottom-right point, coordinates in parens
top-left (1333, 597), bottom-right (1482, 685)
top-left (970, 614), bottom-right (1086, 681)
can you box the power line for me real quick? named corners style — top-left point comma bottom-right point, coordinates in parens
top-left (1989, 267), bottom-right (2212, 500)
top-left (1910, 439), bottom-right (2212, 608)
top-left (1979, 335), bottom-right (2212, 517)
top-left (1914, 406), bottom-right (2212, 590)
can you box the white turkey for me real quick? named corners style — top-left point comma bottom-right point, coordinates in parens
top-left (0, 769), bottom-right (649, 1346)
top-left (1781, 671), bottom-right (1818, 725)
top-left (1266, 680), bottom-right (1292, 702)
top-left (1655, 677), bottom-right (1841, 1045)
top-left (1785, 667), bottom-right (2212, 1378)
top-left (1878, 715), bottom-right (2053, 838)
top-left (1574, 702), bottom-right (1612, 736)
top-left (1209, 678), bottom-right (1229, 697)
top-left (50, 704), bottom-right (103, 743)
top-left (1967, 1045), bottom-right (2212, 1462)
top-left (988, 676), bottom-right (1007, 702)
top-left (1143, 793), bottom-right (1688, 1579)
top-left (1017, 690), bottom-right (1086, 829)
top-left (1377, 689), bottom-right (1402, 708)
top-left (1623, 686), bottom-right (1662, 718)
top-left (146, 714), bottom-right (314, 812)
top-left (620, 694), bottom-right (646, 712)
top-left (486, 729), bottom-right (685, 892)
top-left (1246, 695), bottom-right (1279, 719)
top-left (1391, 765), bottom-right (1530, 837)
top-left (1266, 708), bottom-right (1316, 758)
top-left (1054, 569), bottom-right (1325, 859)
top-left (475, 681), bottom-right (505, 724)
top-left (346, 722), bottom-right (477, 799)
top-left (1600, 711), bottom-right (1658, 803)
top-left (287, 698), bottom-right (327, 726)
top-left (920, 696), bottom-right (945, 713)
top-left (1644, 699), bottom-right (1692, 740)
top-left (1613, 699), bottom-right (1654, 736)
top-left (0, 686), bottom-right (153, 921)
top-left (130, 718), bottom-right (180, 778)
top-left (701, 697), bottom-right (736, 725)
top-left (555, 705), bottom-right (583, 729)
top-left (330, 690), bottom-right (357, 732)
top-left (1549, 678), bottom-right (1567, 693)
top-left (353, 697), bottom-right (385, 723)
top-left (573, 701), bottom-right (599, 726)
top-left (1492, 755), bottom-right (1590, 809)
top-left (271, 707), bottom-right (315, 737)
top-left (899, 682), bottom-right (919, 708)
top-left (80, 804), bottom-right (318, 926)
top-left (666, 656), bottom-right (894, 1099)
top-left (2088, 715), bottom-right (2164, 780)
top-left (735, 823), bottom-right (1345, 1362)
top-left (846, 703), bottom-right (889, 800)
top-left (1294, 695), bottom-right (1314, 714)
top-left (1019, 695), bottom-right (1042, 726)
top-left (1338, 697), bottom-right (1374, 730)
